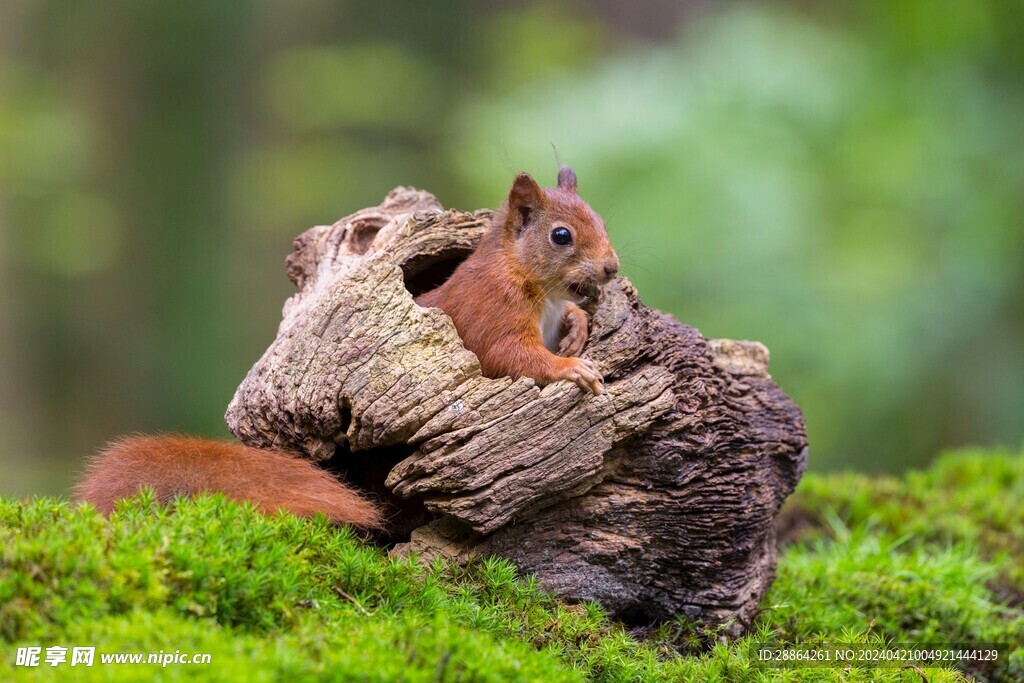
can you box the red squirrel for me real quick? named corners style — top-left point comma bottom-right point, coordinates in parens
top-left (75, 167), bottom-right (618, 527)
top-left (417, 166), bottom-right (618, 394)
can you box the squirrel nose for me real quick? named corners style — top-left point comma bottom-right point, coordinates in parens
top-left (603, 259), bottom-right (619, 280)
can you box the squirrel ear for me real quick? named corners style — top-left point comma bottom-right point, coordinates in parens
top-left (508, 173), bottom-right (543, 233)
top-left (557, 166), bottom-right (578, 194)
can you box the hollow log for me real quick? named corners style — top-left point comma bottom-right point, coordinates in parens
top-left (225, 187), bottom-right (808, 630)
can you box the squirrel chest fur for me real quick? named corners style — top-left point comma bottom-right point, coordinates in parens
top-left (540, 297), bottom-right (572, 353)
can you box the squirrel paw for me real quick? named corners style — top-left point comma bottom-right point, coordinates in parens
top-left (557, 357), bottom-right (605, 396)
top-left (558, 304), bottom-right (589, 357)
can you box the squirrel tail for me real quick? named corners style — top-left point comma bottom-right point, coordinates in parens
top-left (74, 434), bottom-right (384, 529)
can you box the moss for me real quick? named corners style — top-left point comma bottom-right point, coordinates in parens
top-left (2, 448), bottom-right (1022, 681)
top-left (781, 445), bottom-right (1024, 596)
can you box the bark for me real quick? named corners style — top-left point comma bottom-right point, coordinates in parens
top-left (225, 187), bottom-right (808, 630)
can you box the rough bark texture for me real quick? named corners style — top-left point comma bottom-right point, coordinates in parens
top-left (225, 187), bottom-right (808, 631)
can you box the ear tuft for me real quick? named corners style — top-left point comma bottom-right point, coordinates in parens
top-left (557, 166), bottom-right (578, 194)
top-left (508, 173), bottom-right (543, 233)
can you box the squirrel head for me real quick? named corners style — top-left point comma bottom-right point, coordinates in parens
top-left (499, 167), bottom-right (620, 303)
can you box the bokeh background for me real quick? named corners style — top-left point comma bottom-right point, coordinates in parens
top-left (2, 0), bottom-right (1022, 496)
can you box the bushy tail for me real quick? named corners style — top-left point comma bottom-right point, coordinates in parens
top-left (74, 434), bottom-right (383, 529)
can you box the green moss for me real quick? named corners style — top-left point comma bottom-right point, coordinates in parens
top-left (783, 446), bottom-right (1024, 593)
top-left (2, 448), bottom-right (1022, 681)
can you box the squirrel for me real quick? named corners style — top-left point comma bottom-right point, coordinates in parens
top-left (417, 166), bottom-right (618, 395)
top-left (75, 167), bottom-right (617, 528)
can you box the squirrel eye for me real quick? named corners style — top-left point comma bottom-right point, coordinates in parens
top-left (550, 227), bottom-right (573, 246)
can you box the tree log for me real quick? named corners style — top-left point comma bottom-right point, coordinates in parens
top-left (225, 187), bottom-right (808, 630)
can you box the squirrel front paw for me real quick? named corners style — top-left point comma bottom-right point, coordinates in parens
top-left (556, 357), bottom-right (605, 396)
top-left (558, 303), bottom-right (589, 357)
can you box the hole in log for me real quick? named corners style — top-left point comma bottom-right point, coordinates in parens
top-left (347, 218), bottom-right (384, 255)
top-left (401, 248), bottom-right (473, 298)
top-left (324, 443), bottom-right (434, 547)
top-left (339, 399), bottom-right (353, 435)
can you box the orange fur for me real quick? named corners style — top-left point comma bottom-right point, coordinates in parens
top-left (74, 434), bottom-right (383, 529)
top-left (417, 168), bottom-right (618, 394)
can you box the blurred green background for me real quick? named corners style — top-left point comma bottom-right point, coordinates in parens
top-left (1, 0), bottom-right (1021, 496)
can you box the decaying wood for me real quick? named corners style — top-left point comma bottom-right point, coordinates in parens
top-left (225, 187), bottom-right (808, 631)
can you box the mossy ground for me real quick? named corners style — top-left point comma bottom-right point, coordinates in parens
top-left (1, 447), bottom-right (1021, 681)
